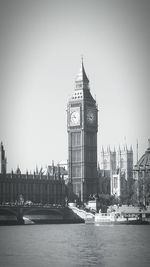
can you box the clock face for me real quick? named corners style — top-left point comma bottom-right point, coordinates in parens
top-left (86, 109), bottom-right (96, 124)
top-left (69, 107), bottom-right (81, 126)
top-left (71, 111), bottom-right (80, 124)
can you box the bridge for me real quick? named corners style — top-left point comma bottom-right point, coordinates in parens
top-left (0, 205), bottom-right (84, 225)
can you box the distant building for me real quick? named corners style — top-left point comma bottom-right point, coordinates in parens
top-left (117, 145), bottom-right (133, 181)
top-left (99, 144), bottom-right (133, 199)
top-left (0, 143), bottom-right (67, 204)
top-left (133, 139), bottom-right (150, 205)
top-left (100, 146), bottom-right (116, 174)
top-left (0, 142), bottom-right (7, 174)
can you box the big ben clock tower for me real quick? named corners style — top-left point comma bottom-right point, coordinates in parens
top-left (67, 60), bottom-right (98, 202)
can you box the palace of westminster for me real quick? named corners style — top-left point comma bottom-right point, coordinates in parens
top-left (0, 61), bottom-right (150, 205)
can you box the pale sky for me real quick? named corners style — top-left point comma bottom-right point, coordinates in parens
top-left (0, 0), bottom-right (150, 172)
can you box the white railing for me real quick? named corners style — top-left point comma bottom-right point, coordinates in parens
top-left (69, 206), bottom-right (95, 221)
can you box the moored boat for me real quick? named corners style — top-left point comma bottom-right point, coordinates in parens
top-left (94, 211), bottom-right (149, 225)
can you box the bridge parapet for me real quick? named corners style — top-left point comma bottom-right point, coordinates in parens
top-left (0, 205), bottom-right (84, 224)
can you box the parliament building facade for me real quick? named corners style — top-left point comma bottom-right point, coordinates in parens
top-left (0, 142), bottom-right (67, 204)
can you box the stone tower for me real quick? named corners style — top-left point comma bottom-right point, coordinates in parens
top-left (133, 139), bottom-right (150, 205)
top-left (117, 145), bottom-right (133, 180)
top-left (0, 142), bottom-right (7, 174)
top-left (67, 60), bottom-right (98, 202)
top-left (101, 146), bottom-right (116, 174)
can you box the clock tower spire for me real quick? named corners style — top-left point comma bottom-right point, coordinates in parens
top-left (75, 58), bottom-right (89, 89)
top-left (67, 60), bottom-right (98, 203)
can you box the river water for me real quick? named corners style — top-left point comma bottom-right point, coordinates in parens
top-left (0, 224), bottom-right (150, 267)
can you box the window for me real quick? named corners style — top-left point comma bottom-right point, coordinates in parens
top-left (86, 133), bottom-right (96, 146)
top-left (86, 166), bottom-right (95, 178)
top-left (121, 158), bottom-right (124, 168)
top-left (72, 166), bottom-right (81, 177)
top-left (114, 176), bottom-right (118, 189)
top-left (71, 132), bottom-right (81, 146)
top-left (72, 150), bottom-right (81, 162)
top-left (104, 159), bottom-right (107, 169)
top-left (86, 150), bottom-right (96, 162)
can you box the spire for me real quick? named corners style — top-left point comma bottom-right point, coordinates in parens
top-left (146, 138), bottom-right (150, 152)
top-left (0, 142), bottom-right (4, 158)
top-left (75, 58), bottom-right (89, 90)
top-left (125, 144), bottom-right (127, 151)
top-left (136, 139), bottom-right (139, 162)
top-left (97, 161), bottom-right (100, 171)
top-left (148, 139), bottom-right (150, 150)
top-left (0, 142), bottom-right (7, 174)
top-left (123, 136), bottom-right (127, 151)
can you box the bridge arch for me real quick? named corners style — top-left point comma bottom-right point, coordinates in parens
top-left (23, 208), bottom-right (64, 221)
top-left (0, 207), bottom-right (18, 217)
top-left (0, 207), bottom-right (19, 224)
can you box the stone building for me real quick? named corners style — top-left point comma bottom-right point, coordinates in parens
top-left (133, 139), bottom-right (150, 205)
top-left (101, 146), bottom-right (116, 174)
top-left (0, 143), bottom-right (67, 205)
top-left (99, 145), bottom-right (133, 200)
top-left (67, 60), bottom-right (98, 202)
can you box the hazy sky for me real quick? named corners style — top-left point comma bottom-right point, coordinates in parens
top-left (0, 0), bottom-right (150, 172)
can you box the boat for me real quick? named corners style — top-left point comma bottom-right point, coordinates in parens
top-left (85, 212), bottom-right (95, 224)
top-left (94, 211), bottom-right (149, 225)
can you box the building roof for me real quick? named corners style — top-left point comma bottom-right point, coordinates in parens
top-left (75, 60), bottom-right (89, 84)
top-left (134, 139), bottom-right (150, 171)
top-left (69, 60), bottom-right (96, 103)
